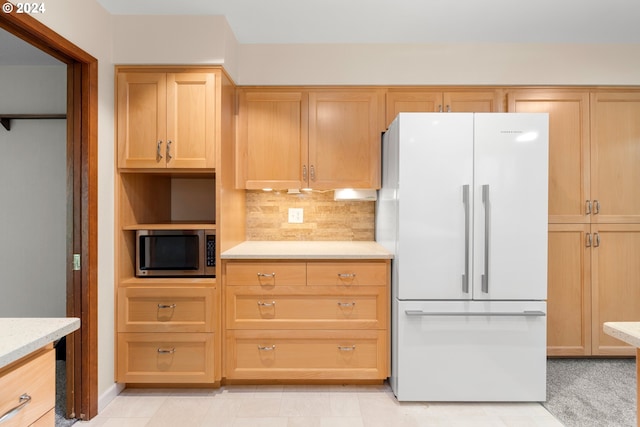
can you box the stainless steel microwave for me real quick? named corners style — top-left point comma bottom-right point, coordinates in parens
top-left (135, 229), bottom-right (215, 277)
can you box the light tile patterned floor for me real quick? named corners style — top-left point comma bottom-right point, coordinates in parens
top-left (77, 383), bottom-right (565, 427)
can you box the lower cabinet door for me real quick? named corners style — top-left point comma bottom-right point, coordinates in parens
top-left (117, 333), bottom-right (214, 383)
top-left (225, 330), bottom-right (387, 380)
top-left (0, 347), bottom-right (54, 427)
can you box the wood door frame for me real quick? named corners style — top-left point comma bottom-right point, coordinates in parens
top-left (0, 11), bottom-right (98, 420)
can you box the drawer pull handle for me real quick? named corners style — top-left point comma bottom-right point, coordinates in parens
top-left (337, 302), bottom-right (356, 307)
top-left (337, 345), bottom-right (356, 351)
top-left (157, 304), bottom-right (176, 309)
top-left (337, 273), bottom-right (356, 279)
top-left (257, 301), bottom-right (276, 307)
top-left (157, 348), bottom-right (176, 354)
top-left (0, 394), bottom-right (31, 423)
top-left (257, 272), bottom-right (276, 278)
top-left (257, 345), bottom-right (276, 351)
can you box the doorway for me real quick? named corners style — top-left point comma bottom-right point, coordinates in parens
top-left (0, 11), bottom-right (98, 421)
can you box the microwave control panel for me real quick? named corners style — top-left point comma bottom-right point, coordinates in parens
top-left (206, 235), bottom-right (216, 268)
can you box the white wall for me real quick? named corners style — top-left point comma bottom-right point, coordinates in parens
top-left (0, 65), bottom-right (67, 317)
top-left (237, 43), bottom-right (640, 85)
top-left (113, 15), bottom-right (239, 76)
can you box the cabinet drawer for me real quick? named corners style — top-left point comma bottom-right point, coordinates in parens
top-left (117, 333), bottom-right (214, 383)
top-left (226, 330), bottom-right (387, 380)
top-left (307, 262), bottom-right (389, 287)
top-left (118, 287), bottom-right (216, 333)
top-left (0, 347), bottom-right (54, 427)
top-left (226, 286), bottom-right (387, 329)
top-left (225, 262), bottom-right (306, 286)
top-left (30, 408), bottom-right (54, 427)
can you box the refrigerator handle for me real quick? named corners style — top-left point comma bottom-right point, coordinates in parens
top-left (481, 184), bottom-right (490, 293)
top-left (405, 310), bottom-right (546, 317)
top-left (462, 185), bottom-right (470, 293)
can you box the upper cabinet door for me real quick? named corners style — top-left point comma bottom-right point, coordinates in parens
top-left (590, 92), bottom-right (640, 223)
top-left (386, 91), bottom-right (442, 126)
top-left (236, 90), bottom-right (308, 189)
top-left (386, 90), bottom-right (502, 129)
top-left (308, 90), bottom-right (384, 190)
top-left (443, 91), bottom-right (503, 114)
top-left (166, 73), bottom-right (216, 169)
top-left (507, 90), bottom-right (591, 224)
top-left (117, 69), bottom-right (217, 170)
top-left (117, 72), bottom-right (167, 169)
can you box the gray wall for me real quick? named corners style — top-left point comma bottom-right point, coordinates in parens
top-left (0, 65), bottom-right (67, 317)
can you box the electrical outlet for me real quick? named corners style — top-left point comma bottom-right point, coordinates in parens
top-left (288, 208), bottom-right (303, 223)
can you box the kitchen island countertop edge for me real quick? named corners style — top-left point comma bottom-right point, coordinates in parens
top-left (0, 317), bottom-right (80, 368)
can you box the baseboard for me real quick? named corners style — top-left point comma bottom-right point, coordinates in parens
top-left (98, 382), bottom-right (126, 413)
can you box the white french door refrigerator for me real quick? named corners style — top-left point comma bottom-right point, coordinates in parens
top-left (376, 112), bottom-right (549, 402)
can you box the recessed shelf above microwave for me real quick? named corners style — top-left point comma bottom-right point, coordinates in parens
top-left (123, 222), bottom-right (216, 231)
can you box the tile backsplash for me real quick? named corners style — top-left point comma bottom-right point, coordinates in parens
top-left (246, 190), bottom-right (375, 241)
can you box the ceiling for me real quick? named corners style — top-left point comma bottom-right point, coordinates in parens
top-left (96, 0), bottom-right (640, 44)
top-left (2, 0), bottom-right (639, 66)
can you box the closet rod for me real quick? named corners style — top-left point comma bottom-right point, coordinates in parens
top-left (0, 114), bottom-right (67, 131)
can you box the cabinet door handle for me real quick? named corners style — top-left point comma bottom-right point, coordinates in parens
top-left (157, 348), bottom-right (175, 354)
top-left (310, 165), bottom-right (316, 181)
top-left (157, 304), bottom-right (176, 309)
top-left (0, 394), bottom-right (31, 423)
top-left (593, 200), bottom-right (600, 215)
top-left (337, 345), bottom-right (356, 351)
top-left (257, 301), bottom-right (276, 307)
top-left (594, 232), bottom-right (600, 247)
top-left (585, 200), bottom-right (592, 215)
top-left (166, 140), bottom-right (172, 161)
top-left (257, 345), bottom-right (276, 351)
top-left (586, 233), bottom-right (592, 247)
top-left (446, 104), bottom-right (451, 112)
top-left (302, 165), bottom-right (308, 182)
top-left (337, 302), bottom-right (356, 307)
top-left (156, 140), bottom-right (163, 161)
top-left (438, 104), bottom-right (443, 112)
top-left (257, 272), bottom-right (276, 278)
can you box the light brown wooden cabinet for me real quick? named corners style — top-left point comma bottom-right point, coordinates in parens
top-left (117, 69), bottom-right (217, 169)
top-left (385, 89), bottom-right (503, 128)
top-left (547, 224), bottom-right (592, 356)
top-left (591, 224), bottom-right (640, 355)
top-left (236, 88), bottom-right (384, 190)
top-left (0, 346), bottom-right (55, 427)
top-left (117, 332), bottom-right (215, 383)
top-left (590, 92), bottom-right (640, 223)
top-left (509, 89), bottom-right (640, 356)
top-left (114, 66), bottom-right (242, 385)
top-left (587, 92), bottom-right (640, 353)
top-left (236, 90), bottom-right (308, 189)
top-left (223, 259), bottom-right (390, 380)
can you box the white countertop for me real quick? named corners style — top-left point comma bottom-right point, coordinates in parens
top-left (0, 317), bottom-right (80, 368)
top-left (221, 241), bottom-right (393, 260)
top-left (603, 322), bottom-right (640, 348)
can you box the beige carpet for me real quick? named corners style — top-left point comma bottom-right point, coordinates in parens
top-left (543, 358), bottom-right (636, 427)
